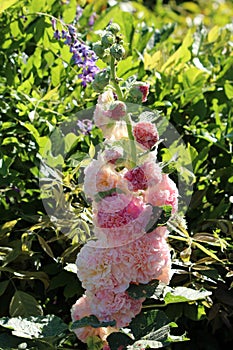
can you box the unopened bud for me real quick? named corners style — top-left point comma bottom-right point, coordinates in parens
top-left (93, 41), bottom-right (105, 58)
top-left (107, 23), bottom-right (120, 34)
top-left (101, 32), bottom-right (115, 48)
top-left (128, 82), bottom-right (150, 103)
top-left (110, 44), bottom-right (125, 61)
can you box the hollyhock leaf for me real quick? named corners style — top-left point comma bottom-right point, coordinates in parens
top-left (94, 187), bottom-right (124, 202)
top-left (130, 331), bottom-right (189, 349)
top-left (146, 206), bottom-right (172, 233)
top-left (126, 280), bottom-right (161, 300)
top-left (70, 315), bottom-right (116, 330)
top-left (86, 335), bottom-right (103, 350)
top-left (164, 287), bottom-right (212, 305)
top-left (0, 315), bottom-right (68, 339)
top-left (107, 331), bottom-right (134, 350)
top-left (130, 310), bottom-right (170, 339)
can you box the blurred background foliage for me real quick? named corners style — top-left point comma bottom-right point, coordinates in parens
top-left (0, 0), bottom-right (232, 349)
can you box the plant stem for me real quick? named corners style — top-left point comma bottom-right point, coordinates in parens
top-left (110, 57), bottom-right (123, 100)
top-left (125, 113), bottom-right (137, 168)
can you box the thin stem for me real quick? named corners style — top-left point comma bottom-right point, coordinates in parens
top-left (125, 113), bottom-right (137, 168)
top-left (110, 57), bottom-right (123, 100)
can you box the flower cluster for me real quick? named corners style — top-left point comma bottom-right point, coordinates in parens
top-left (71, 88), bottom-right (179, 347)
top-left (52, 19), bottom-right (99, 87)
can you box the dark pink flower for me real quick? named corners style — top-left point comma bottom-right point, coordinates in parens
top-left (133, 121), bottom-right (159, 149)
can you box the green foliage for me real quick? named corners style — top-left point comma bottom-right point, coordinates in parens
top-left (0, 0), bottom-right (233, 349)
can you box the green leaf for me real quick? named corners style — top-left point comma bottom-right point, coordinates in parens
top-left (0, 220), bottom-right (18, 238)
top-left (126, 280), bottom-right (162, 300)
top-left (37, 234), bottom-right (55, 259)
top-left (146, 206), bottom-right (172, 233)
top-left (86, 335), bottom-right (104, 350)
top-left (164, 287), bottom-right (211, 305)
top-left (161, 29), bottom-right (193, 72)
top-left (107, 332), bottom-right (134, 350)
top-left (130, 310), bottom-right (170, 339)
top-left (224, 81), bottom-right (233, 99)
top-left (0, 315), bottom-right (68, 339)
top-left (70, 315), bottom-right (116, 330)
top-left (0, 0), bottom-right (18, 13)
top-left (88, 142), bottom-right (95, 159)
top-left (0, 280), bottom-right (9, 297)
top-left (9, 291), bottom-right (43, 317)
top-left (207, 25), bottom-right (219, 43)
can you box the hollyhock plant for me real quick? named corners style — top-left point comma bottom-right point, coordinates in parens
top-left (68, 21), bottom-right (181, 349)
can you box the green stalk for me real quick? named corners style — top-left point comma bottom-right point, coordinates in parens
top-left (110, 56), bottom-right (123, 100)
top-left (125, 113), bottom-right (137, 168)
top-left (110, 57), bottom-right (136, 168)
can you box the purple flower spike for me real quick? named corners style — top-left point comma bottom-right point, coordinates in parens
top-left (54, 29), bottom-right (60, 40)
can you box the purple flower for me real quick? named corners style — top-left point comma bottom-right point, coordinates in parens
top-left (77, 119), bottom-right (93, 135)
top-left (51, 16), bottom-right (100, 87)
top-left (51, 18), bottom-right (56, 30)
top-left (75, 5), bottom-right (83, 23)
top-left (54, 29), bottom-right (60, 40)
top-left (88, 13), bottom-right (97, 27)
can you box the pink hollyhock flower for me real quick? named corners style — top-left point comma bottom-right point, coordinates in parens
top-left (145, 173), bottom-right (179, 213)
top-left (94, 90), bottom-right (128, 138)
top-left (136, 82), bottom-right (150, 102)
top-left (76, 243), bottom-right (134, 293)
top-left (104, 101), bottom-right (127, 120)
top-left (84, 158), bottom-right (120, 200)
top-left (128, 227), bottom-right (171, 285)
top-left (93, 193), bottom-right (153, 246)
top-left (71, 295), bottom-right (114, 343)
top-left (124, 161), bottom-right (162, 191)
top-left (133, 121), bottom-right (159, 149)
top-left (89, 290), bottom-right (144, 328)
top-left (124, 166), bottom-right (148, 191)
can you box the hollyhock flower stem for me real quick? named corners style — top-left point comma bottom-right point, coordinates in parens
top-left (125, 113), bottom-right (137, 168)
top-left (110, 57), bottom-right (124, 100)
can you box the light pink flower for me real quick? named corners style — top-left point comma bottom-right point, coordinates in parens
top-left (84, 158), bottom-right (120, 200)
top-left (93, 90), bottom-right (128, 139)
top-left (104, 101), bottom-right (127, 120)
top-left (71, 295), bottom-right (114, 343)
top-left (145, 173), bottom-right (179, 213)
top-left (104, 147), bottom-right (124, 164)
top-left (127, 227), bottom-right (171, 285)
top-left (133, 121), bottom-right (159, 149)
top-left (89, 290), bottom-right (144, 328)
top-left (76, 244), bottom-right (134, 293)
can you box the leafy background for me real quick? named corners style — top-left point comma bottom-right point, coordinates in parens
top-left (0, 0), bottom-right (232, 349)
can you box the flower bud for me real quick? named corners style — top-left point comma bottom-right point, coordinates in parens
top-left (101, 32), bottom-right (115, 48)
top-left (92, 70), bottom-right (110, 92)
top-left (110, 44), bottom-right (125, 61)
top-left (107, 23), bottom-right (120, 34)
top-left (92, 41), bottom-right (105, 58)
top-left (128, 82), bottom-right (150, 103)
